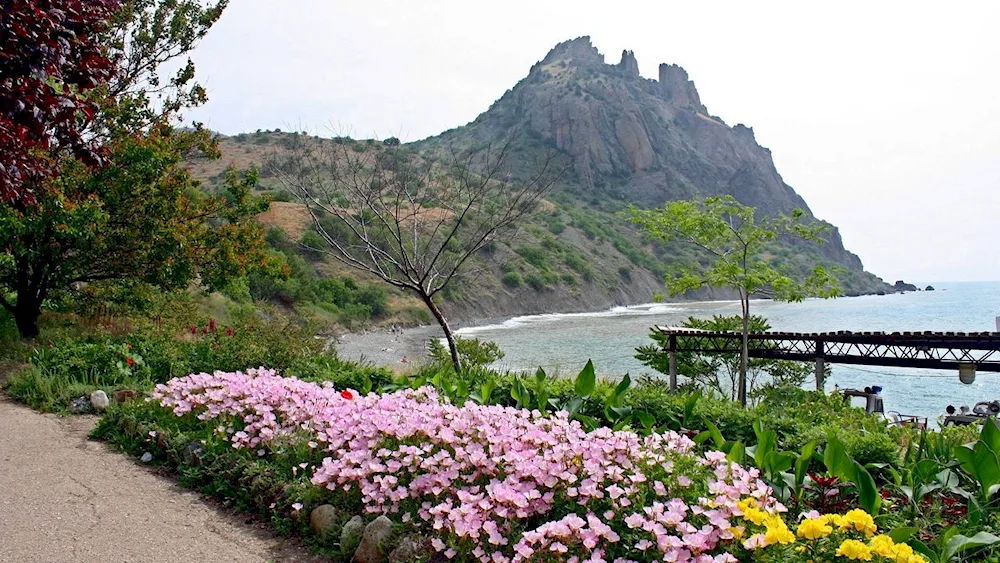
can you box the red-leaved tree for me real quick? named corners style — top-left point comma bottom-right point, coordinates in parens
top-left (0, 0), bottom-right (123, 203)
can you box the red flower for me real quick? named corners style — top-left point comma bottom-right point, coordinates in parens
top-left (126, 344), bottom-right (132, 350)
top-left (126, 357), bottom-right (134, 366)
top-left (209, 319), bottom-right (216, 332)
top-left (202, 328), bottom-right (208, 335)
top-left (191, 326), bottom-right (198, 335)
top-left (226, 328), bottom-right (233, 336)
top-left (340, 390), bottom-right (354, 400)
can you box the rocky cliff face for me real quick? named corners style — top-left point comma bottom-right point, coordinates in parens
top-left (422, 36), bottom-right (872, 279)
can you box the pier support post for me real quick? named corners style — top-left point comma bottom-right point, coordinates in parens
top-left (815, 339), bottom-right (825, 391)
top-left (668, 334), bottom-right (677, 392)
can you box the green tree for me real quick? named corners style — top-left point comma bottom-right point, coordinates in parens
top-left (636, 315), bottom-right (820, 403)
top-left (0, 127), bottom-right (270, 338)
top-left (630, 195), bottom-right (839, 405)
top-left (0, 0), bottom-right (271, 338)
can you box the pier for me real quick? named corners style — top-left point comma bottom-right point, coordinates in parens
top-left (655, 327), bottom-right (1000, 391)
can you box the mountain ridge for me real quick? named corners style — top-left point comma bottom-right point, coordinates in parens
top-left (190, 37), bottom-right (893, 324)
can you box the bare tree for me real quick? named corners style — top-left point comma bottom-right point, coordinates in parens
top-left (272, 137), bottom-right (558, 372)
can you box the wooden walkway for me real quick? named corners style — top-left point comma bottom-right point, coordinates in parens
top-left (654, 327), bottom-right (1000, 390)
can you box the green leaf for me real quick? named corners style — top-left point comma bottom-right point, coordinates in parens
top-left (534, 366), bottom-right (547, 388)
top-left (478, 379), bottom-right (496, 405)
top-left (609, 373), bottom-right (631, 408)
top-left (705, 422), bottom-right (726, 449)
top-left (635, 411), bottom-right (655, 429)
top-left (767, 451), bottom-right (796, 475)
top-left (972, 440), bottom-right (1000, 493)
top-left (682, 393), bottom-right (699, 424)
top-left (535, 390), bottom-right (549, 412)
top-left (726, 440), bottom-right (745, 464)
top-left (562, 396), bottom-right (583, 415)
top-left (794, 441), bottom-right (815, 488)
top-left (752, 428), bottom-right (777, 470)
top-left (853, 460), bottom-right (882, 515)
top-left (981, 419), bottom-right (1000, 453)
top-left (943, 531), bottom-right (1000, 561)
top-left (887, 527), bottom-right (917, 543)
top-left (823, 433), bottom-right (856, 482)
top-left (574, 360), bottom-right (596, 398)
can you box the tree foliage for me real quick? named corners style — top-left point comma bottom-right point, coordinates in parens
top-left (635, 315), bottom-right (819, 403)
top-left (630, 195), bottom-right (839, 405)
top-left (0, 0), bottom-right (271, 339)
top-left (0, 0), bottom-right (124, 203)
top-left (0, 125), bottom-right (270, 337)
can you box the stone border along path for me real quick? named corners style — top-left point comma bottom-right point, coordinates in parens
top-left (0, 392), bottom-right (328, 563)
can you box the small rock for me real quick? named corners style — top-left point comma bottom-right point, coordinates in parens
top-left (354, 515), bottom-right (393, 563)
top-left (112, 389), bottom-right (137, 404)
top-left (68, 396), bottom-right (92, 414)
top-left (182, 441), bottom-right (205, 466)
top-left (389, 535), bottom-right (429, 563)
top-left (90, 390), bottom-right (110, 412)
top-left (139, 452), bottom-right (153, 463)
top-left (339, 515), bottom-right (364, 557)
top-left (309, 504), bottom-right (340, 538)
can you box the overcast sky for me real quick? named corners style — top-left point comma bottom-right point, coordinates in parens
top-left (177, 0), bottom-right (1000, 283)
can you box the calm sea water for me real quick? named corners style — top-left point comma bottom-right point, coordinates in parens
top-left (456, 281), bottom-right (1000, 423)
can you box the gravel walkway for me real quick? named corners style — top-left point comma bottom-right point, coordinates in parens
top-left (0, 394), bottom-right (326, 563)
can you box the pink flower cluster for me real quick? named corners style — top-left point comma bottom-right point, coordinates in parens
top-left (153, 369), bottom-right (782, 562)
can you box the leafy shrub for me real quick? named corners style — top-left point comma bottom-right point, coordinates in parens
top-left (524, 273), bottom-right (546, 291)
top-left (427, 336), bottom-right (504, 369)
top-left (501, 271), bottom-right (522, 288)
top-left (515, 245), bottom-right (547, 268)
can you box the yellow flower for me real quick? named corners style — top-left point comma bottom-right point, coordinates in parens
top-left (763, 515), bottom-right (795, 545)
top-left (869, 535), bottom-right (896, 558)
top-left (892, 542), bottom-right (927, 563)
top-left (797, 517), bottom-right (834, 540)
top-left (836, 539), bottom-right (874, 561)
top-left (842, 509), bottom-right (878, 537)
top-left (743, 506), bottom-right (768, 526)
top-left (821, 513), bottom-right (846, 528)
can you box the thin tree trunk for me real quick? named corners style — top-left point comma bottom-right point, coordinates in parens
top-left (14, 295), bottom-right (41, 339)
top-left (739, 290), bottom-right (749, 406)
top-left (423, 294), bottom-right (461, 373)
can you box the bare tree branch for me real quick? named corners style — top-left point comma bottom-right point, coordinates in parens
top-left (270, 136), bottom-right (561, 370)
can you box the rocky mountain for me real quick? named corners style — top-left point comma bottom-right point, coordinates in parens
top-left (419, 37), bottom-right (870, 274)
top-left (192, 37), bottom-right (891, 325)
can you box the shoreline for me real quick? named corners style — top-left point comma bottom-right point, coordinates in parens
top-left (333, 288), bottom-right (945, 371)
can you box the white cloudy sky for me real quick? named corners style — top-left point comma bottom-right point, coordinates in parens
top-left (178, 0), bottom-right (1000, 283)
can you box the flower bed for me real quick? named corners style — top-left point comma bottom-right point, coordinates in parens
top-left (151, 369), bottom-right (924, 562)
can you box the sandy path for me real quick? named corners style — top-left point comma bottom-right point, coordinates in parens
top-left (0, 395), bottom-right (326, 563)
top-left (333, 325), bottom-right (438, 369)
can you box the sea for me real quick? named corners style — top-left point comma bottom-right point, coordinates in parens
top-left (455, 281), bottom-right (1000, 424)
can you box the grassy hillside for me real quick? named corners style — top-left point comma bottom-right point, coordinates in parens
top-left (185, 131), bottom-right (889, 326)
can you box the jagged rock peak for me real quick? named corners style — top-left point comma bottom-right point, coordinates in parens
top-left (540, 36), bottom-right (604, 68)
top-left (618, 50), bottom-right (640, 76)
top-left (658, 63), bottom-right (704, 111)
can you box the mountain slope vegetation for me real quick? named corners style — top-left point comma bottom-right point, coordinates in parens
top-left (187, 37), bottom-right (889, 324)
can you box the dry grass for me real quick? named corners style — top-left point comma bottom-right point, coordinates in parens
top-left (256, 202), bottom-right (312, 241)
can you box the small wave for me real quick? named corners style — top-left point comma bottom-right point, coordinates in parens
top-left (455, 301), bottom-right (718, 335)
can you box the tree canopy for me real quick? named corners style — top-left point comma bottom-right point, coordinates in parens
top-left (1, 0), bottom-right (270, 338)
top-left (0, 0), bottom-right (124, 203)
top-left (630, 195), bottom-right (839, 405)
